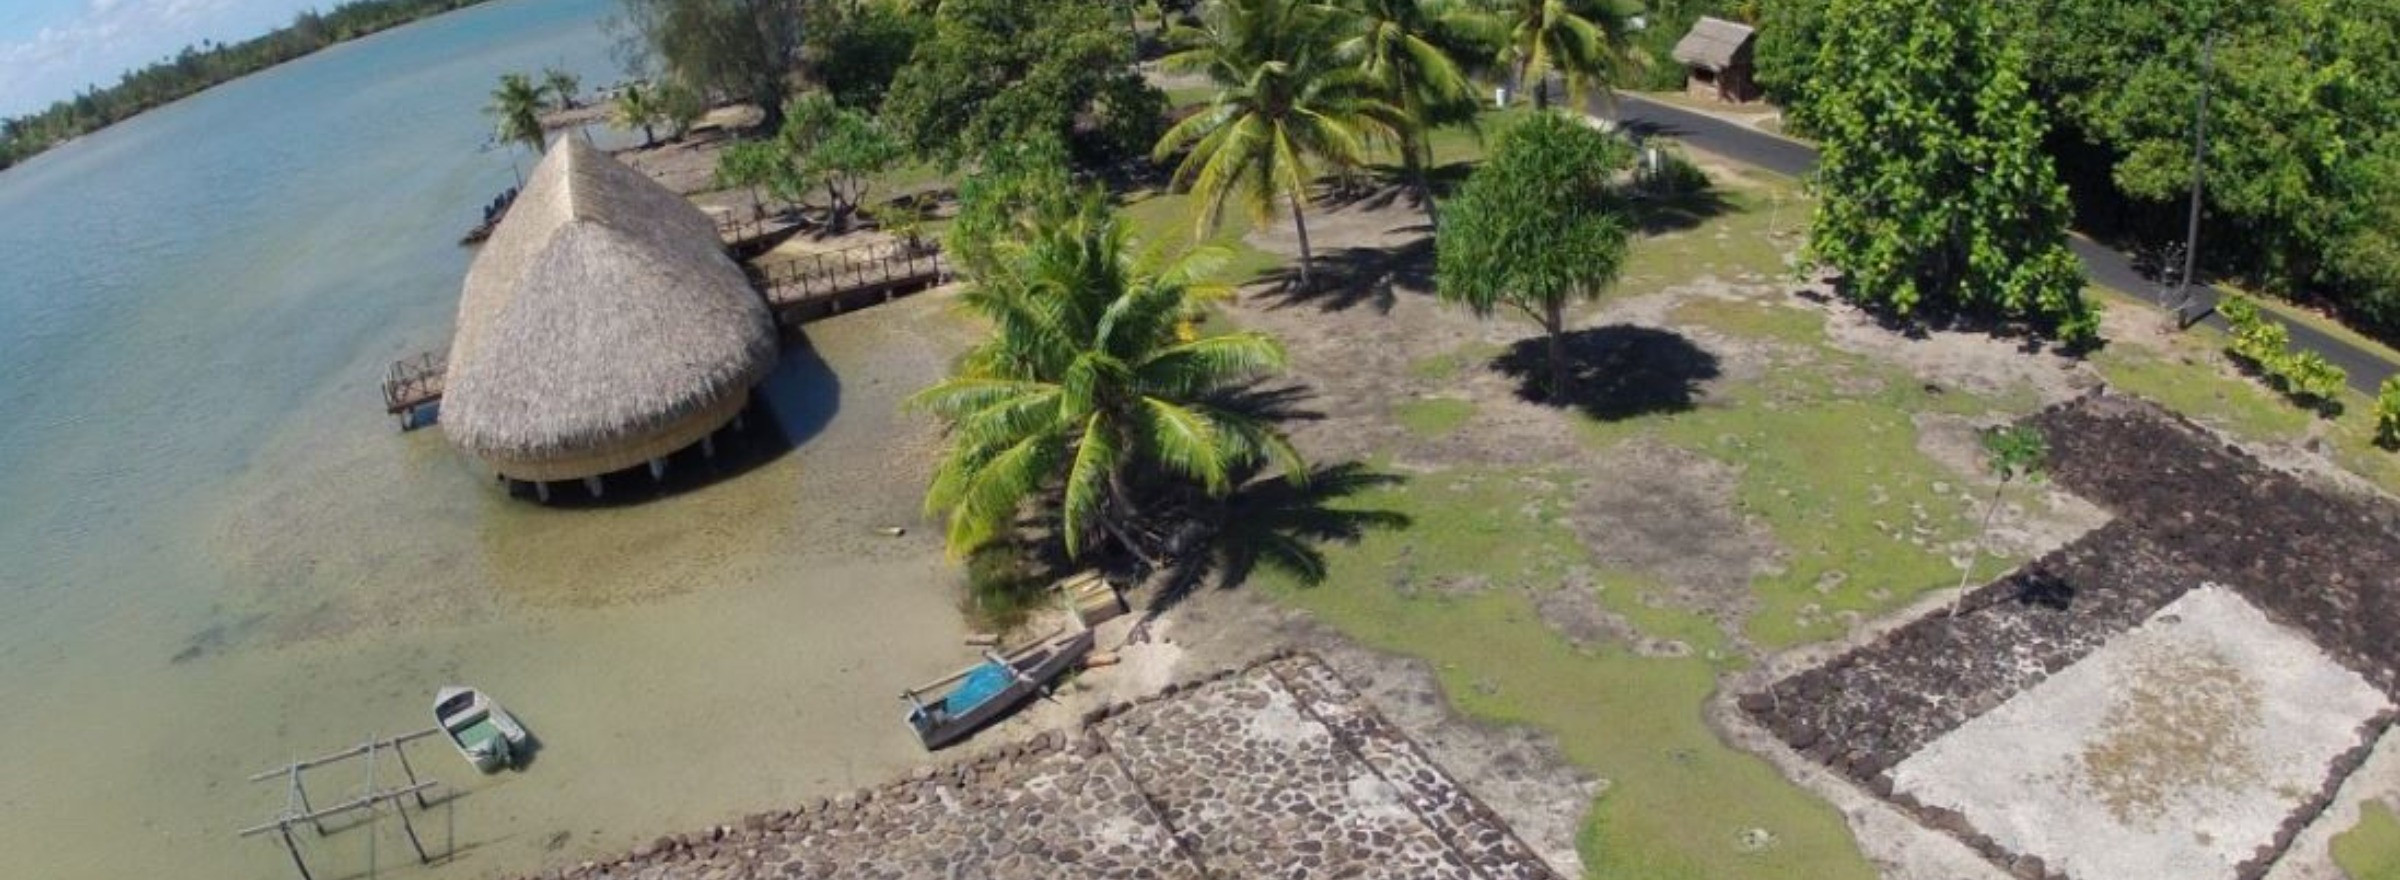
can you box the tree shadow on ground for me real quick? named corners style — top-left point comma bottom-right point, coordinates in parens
top-left (1253, 236), bottom-right (1435, 314)
top-left (1627, 186), bottom-right (1738, 235)
top-left (1493, 325), bottom-right (1722, 421)
top-left (1812, 277), bottom-right (2104, 358)
top-left (1140, 462), bottom-right (1414, 621)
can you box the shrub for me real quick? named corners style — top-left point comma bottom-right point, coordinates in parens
top-left (2219, 295), bottom-right (2345, 412)
top-left (2377, 377), bottom-right (2400, 449)
top-left (1638, 144), bottom-right (1712, 197)
top-left (2280, 350), bottom-right (2347, 402)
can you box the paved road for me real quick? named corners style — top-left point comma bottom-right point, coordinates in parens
top-left (1600, 93), bottom-right (2396, 396)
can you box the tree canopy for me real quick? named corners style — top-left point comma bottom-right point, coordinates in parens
top-left (487, 73), bottom-right (551, 155)
top-left (1153, 0), bottom-right (1405, 290)
top-left (1434, 110), bottom-right (1634, 396)
top-left (881, 0), bottom-right (1165, 167)
top-left (1797, 0), bottom-right (2096, 342)
top-left (912, 194), bottom-right (1304, 558)
top-left (613, 0), bottom-right (807, 130)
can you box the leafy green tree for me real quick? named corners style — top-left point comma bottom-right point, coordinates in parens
top-left (1951, 424), bottom-right (2048, 616)
top-left (1153, 0), bottom-right (1404, 291)
top-left (882, 0), bottom-right (1166, 167)
top-left (1329, 0), bottom-right (1491, 223)
top-left (1798, 0), bottom-right (2096, 342)
top-left (801, 0), bottom-right (926, 110)
top-left (1434, 111), bottom-right (1633, 397)
top-left (541, 66), bottom-right (582, 110)
top-left (911, 195), bottom-right (1305, 558)
top-left (611, 82), bottom-right (663, 147)
top-left (944, 134), bottom-right (1080, 281)
top-left (613, 0), bottom-right (805, 131)
top-left (712, 96), bottom-right (906, 231)
top-left (1751, 0), bottom-right (1827, 111)
top-left (652, 79), bottom-right (708, 139)
top-left (776, 95), bottom-right (905, 231)
top-left (1482, 0), bottom-right (1640, 109)
top-left (487, 72), bottom-right (550, 155)
top-left (2018, 0), bottom-right (2400, 332)
top-left (713, 138), bottom-right (787, 217)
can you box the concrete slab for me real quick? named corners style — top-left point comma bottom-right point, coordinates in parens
top-left (1891, 585), bottom-right (2391, 880)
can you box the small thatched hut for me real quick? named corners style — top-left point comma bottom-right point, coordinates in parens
top-left (1673, 17), bottom-right (1761, 104)
top-left (442, 137), bottom-right (775, 497)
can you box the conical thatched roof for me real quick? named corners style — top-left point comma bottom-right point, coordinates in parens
top-left (443, 137), bottom-right (776, 482)
top-left (1673, 17), bottom-right (1757, 72)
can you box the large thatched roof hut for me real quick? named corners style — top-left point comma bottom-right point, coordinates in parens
top-left (442, 138), bottom-right (775, 490)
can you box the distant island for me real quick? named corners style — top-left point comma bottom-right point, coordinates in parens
top-left (0, 0), bottom-right (498, 172)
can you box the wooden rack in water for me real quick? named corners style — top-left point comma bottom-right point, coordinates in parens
top-left (239, 728), bottom-right (449, 880)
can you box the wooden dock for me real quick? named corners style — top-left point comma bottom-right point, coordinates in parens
top-left (751, 239), bottom-right (950, 324)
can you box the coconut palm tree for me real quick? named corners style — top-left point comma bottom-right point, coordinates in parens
top-left (487, 73), bottom-right (549, 155)
top-left (1328, 0), bottom-right (1491, 223)
top-left (1153, 0), bottom-right (1405, 291)
top-left (912, 194), bottom-right (1306, 559)
top-left (611, 82), bottom-right (661, 147)
top-left (1484, 0), bottom-right (1639, 110)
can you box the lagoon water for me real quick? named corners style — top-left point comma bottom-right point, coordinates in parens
top-left (0, 1), bottom-right (971, 877)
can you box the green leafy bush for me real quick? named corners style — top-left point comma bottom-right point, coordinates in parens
top-left (1639, 144), bottom-right (1712, 197)
top-left (2376, 377), bottom-right (2400, 449)
top-left (2282, 350), bottom-right (2348, 402)
top-left (2220, 295), bottom-right (2346, 410)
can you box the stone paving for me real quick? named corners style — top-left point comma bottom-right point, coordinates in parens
top-left (521, 654), bottom-right (1560, 880)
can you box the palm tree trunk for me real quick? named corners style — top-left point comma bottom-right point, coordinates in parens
top-left (1103, 466), bottom-right (1162, 567)
top-left (1949, 480), bottom-right (2011, 616)
top-left (1406, 129), bottom-right (1440, 228)
top-left (1288, 189), bottom-right (1315, 292)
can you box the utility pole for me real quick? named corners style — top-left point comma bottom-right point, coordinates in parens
top-left (2173, 32), bottom-right (2214, 329)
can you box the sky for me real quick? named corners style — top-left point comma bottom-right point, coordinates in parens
top-left (0, 0), bottom-right (331, 117)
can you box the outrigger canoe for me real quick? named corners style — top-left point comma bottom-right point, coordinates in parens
top-left (901, 628), bottom-right (1094, 750)
top-left (433, 686), bottom-right (530, 772)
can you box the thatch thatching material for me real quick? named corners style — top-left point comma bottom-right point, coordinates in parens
top-left (443, 137), bottom-right (776, 483)
top-left (1672, 17), bottom-right (1757, 72)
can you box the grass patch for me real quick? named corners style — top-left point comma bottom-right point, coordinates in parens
top-left (1392, 397), bottom-right (1475, 438)
top-left (2086, 288), bottom-right (2400, 496)
top-left (1117, 188), bottom-right (1286, 285)
top-left (1260, 468), bottom-right (1875, 880)
top-left (1667, 297), bottom-right (1827, 349)
top-left (2336, 801), bottom-right (2400, 880)
top-left (1620, 274), bottom-right (2026, 648)
top-left (1656, 400), bottom-right (1984, 648)
top-left (1409, 342), bottom-right (1502, 382)
top-left (1614, 184), bottom-right (1807, 302)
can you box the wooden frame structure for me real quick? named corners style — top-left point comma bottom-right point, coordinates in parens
top-left (239, 728), bottom-right (448, 880)
top-left (382, 350), bottom-right (447, 431)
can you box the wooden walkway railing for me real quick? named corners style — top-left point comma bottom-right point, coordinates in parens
top-left (751, 240), bottom-right (950, 322)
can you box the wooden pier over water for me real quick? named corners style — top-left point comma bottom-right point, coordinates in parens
top-left (381, 239), bottom-right (949, 431)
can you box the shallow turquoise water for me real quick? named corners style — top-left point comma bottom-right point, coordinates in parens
top-left (0, 3), bottom-right (972, 878)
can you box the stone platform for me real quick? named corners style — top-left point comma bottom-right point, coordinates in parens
top-left (526, 654), bottom-right (1561, 880)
